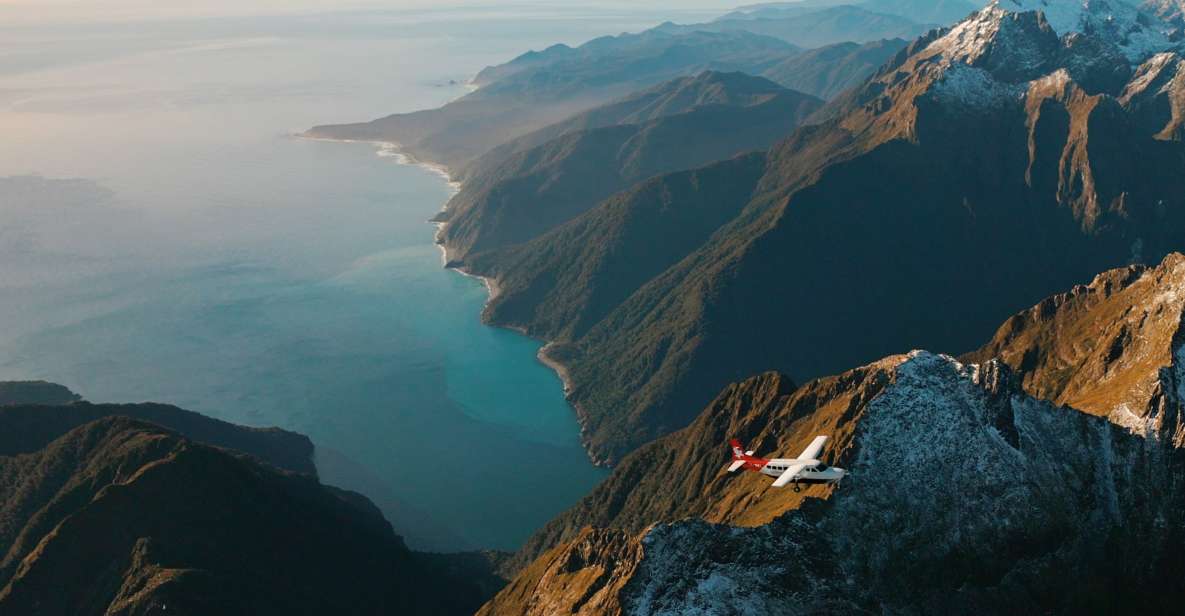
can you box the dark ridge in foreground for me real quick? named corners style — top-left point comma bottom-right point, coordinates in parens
top-left (0, 401), bottom-right (316, 476)
top-left (0, 416), bottom-right (503, 615)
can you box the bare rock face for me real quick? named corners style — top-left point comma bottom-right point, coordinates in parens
top-left (487, 353), bottom-right (1185, 615)
top-left (965, 252), bottom-right (1185, 444)
top-left (1122, 51), bottom-right (1185, 139)
top-left (485, 254), bottom-right (1185, 615)
top-left (477, 527), bottom-right (644, 616)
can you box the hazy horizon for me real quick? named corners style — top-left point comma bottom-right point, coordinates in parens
top-left (0, 0), bottom-right (745, 25)
top-left (0, 0), bottom-right (740, 550)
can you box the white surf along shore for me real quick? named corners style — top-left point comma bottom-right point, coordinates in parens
top-left (300, 132), bottom-right (576, 398)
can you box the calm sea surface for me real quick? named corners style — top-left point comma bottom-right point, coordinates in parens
top-left (0, 4), bottom-right (721, 550)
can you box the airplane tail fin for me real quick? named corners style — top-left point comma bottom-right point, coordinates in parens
top-left (729, 439), bottom-right (745, 460)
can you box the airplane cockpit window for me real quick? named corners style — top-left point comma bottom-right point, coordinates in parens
top-left (815, 464), bottom-right (828, 471)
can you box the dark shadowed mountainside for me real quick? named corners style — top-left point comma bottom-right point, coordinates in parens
top-left (468, 152), bottom-right (768, 342)
top-left (0, 381), bottom-right (81, 406)
top-left (0, 400), bottom-right (316, 475)
top-left (0, 417), bottom-right (501, 615)
top-left (435, 71), bottom-right (821, 263)
top-left (474, 4), bottom-right (1185, 464)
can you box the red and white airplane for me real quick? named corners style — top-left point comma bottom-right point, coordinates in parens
top-left (727, 436), bottom-right (846, 492)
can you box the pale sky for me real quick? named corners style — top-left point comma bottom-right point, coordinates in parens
top-left (0, 0), bottom-right (748, 25)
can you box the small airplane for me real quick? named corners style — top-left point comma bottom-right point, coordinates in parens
top-left (726, 436), bottom-right (847, 492)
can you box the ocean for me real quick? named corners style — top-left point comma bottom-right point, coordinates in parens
top-left (0, 3), bottom-right (722, 551)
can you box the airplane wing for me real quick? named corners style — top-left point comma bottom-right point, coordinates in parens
top-left (726, 460), bottom-right (745, 472)
top-left (797, 436), bottom-right (828, 461)
top-left (771, 463), bottom-right (806, 487)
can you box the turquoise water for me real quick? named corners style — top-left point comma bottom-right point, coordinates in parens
top-left (0, 5), bottom-right (725, 551)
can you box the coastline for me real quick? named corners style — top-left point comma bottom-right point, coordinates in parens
top-left (535, 343), bottom-right (573, 396)
top-left (298, 135), bottom-right (460, 191)
top-left (305, 131), bottom-right (601, 463)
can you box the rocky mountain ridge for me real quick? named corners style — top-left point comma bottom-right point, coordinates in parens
top-left (481, 255), bottom-right (1185, 614)
top-left (472, 0), bottom-right (1185, 464)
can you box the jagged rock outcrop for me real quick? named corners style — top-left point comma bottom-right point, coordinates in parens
top-left (507, 358), bottom-right (901, 573)
top-left (474, 1), bottom-right (1185, 464)
top-left (486, 349), bottom-right (1185, 614)
top-left (1121, 51), bottom-right (1185, 139)
top-left (964, 252), bottom-right (1185, 444)
top-left (0, 417), bottom-right (501, 615)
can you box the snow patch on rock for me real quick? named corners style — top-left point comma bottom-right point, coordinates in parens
top-left (1000, 0), bottom-right (1181, 62)
top-left (928, 64), bottom-right (1028, 107)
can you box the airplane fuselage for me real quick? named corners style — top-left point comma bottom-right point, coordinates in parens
top-left (728, 436), bottom-right (846, 488)
top-left (759, 458), bottom-right (846, 484)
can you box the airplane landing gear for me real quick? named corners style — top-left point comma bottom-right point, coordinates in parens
top-left (792, 483), bottom-right (801, 493)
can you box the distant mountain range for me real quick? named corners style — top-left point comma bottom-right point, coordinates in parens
top-left (655, 4), bottom-right (932, 49)
top-left (308, 29), bottom-right (799, 170)
top-left (306, 1), bottom-right (958, 171)
top-left (724, 0), bottom-right (981, 25)
top-left (761, 37), bottom-right (908, 99)
top-left (482, 252), bottom-right (1185, 614)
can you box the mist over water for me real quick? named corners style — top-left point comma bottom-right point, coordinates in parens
top-left (0, 4), bottom-right (724, 550)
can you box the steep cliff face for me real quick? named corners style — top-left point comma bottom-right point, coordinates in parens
top-left (964, 252), bottom-right (1185, 444)
top-left (482, 2), bottom-right (1185, 464)
top-left (435, 72), bottom-right (822, 264)
top-left (0, 417), bottom-right (500, 615)
top-left (486, 254), bottom-right (1185, 614)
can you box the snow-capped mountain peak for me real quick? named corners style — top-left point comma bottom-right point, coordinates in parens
top-left (997, 0), bottom-right (1181, 61)
top-left (922, 5), bottom-right (1060, 79)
